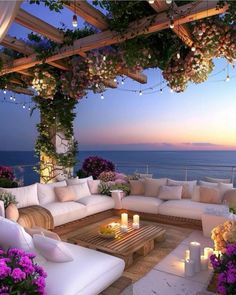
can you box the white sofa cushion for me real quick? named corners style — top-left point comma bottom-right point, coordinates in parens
top-left (144, 178), bottom-right (167, 197)
top-left (0, 216), bottom-right (34, 251)
top-left (158, 199), bottom-right (227, 220)
top-left (42, 202), bottom-right (87, 227)
top-left (1, 183), bottom-right (39, 208)
top-left (77, 195), bottom-right (115, 216)
top-left (33, 234), bottom-right (73, 263)
top-left (37, 181), bottom-right (67, 205)
top-left (167, 179), bottom-right (197, 199)
top-left (43, 242), bottom-right (125, 295)
top-left (70, 182), bottom-right (91, 200)
top-left (66, 176), bottom-right (93, 186)
top-left (158, 185), bottom-right (182, 200)
top-left (122, 195), bottom-right (163, 214)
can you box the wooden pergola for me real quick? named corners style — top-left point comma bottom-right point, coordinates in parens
top-left (0, 0), bottom-right (227, 95)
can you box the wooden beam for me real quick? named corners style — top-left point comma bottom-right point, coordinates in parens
top-left (0, 1), bottom-right (227, 75)
top-left (148, 0), bottom-right (193, 47)
top-left (120, 69), bottom-right (147, 84)
top-left (17, 70), bottom-right (33, 77)
top-left (15, 8), bottom-right (64, 43)
top-left (7, 86), bottom-right (34, 96)
top-left (64, 1), bottom-right (108, 31)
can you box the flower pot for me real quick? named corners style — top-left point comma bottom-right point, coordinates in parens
top-left (5, 203), bottom-right (19, 222)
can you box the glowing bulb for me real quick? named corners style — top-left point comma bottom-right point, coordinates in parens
top-left (139, 90), bottom-right (143, 96)
top-left (169, 19), bottom-right (174, 29)
top-left (198, 30), bottom-right (203, 36)
top-left (148, 54), bottom-right (152, 59)
top-left (121, 78), bottom-right (124, 85)
top-left (28, 107), bottom-right (31, 111)
top-left (226, 75), bottom-right (230, 82)
top-left (113, 78), bottom-right (117, 82)
top-left (101, 93), bottom-right (104, 99)
top-left (10, 95), bottom-right (13, 100)
top-left (170, 89), bottom-right (174, 93)
top-left (72, 14), bottom-right (78, 27)
top-left (191, 46), bottom-right (196, 52)
top-left (177, 52), bottom-right (180, 59)
top-left (148, 0), bottom-right (155, 3)
top-left (3, 90), bottom-right (6, 94)
top-left (103, 55), bottom-right (106, 61)
top-left (23, 104), bottom-right (26, 109)
top-left (13, 98), bottom-right (16, 102)
top-left (160, 88), bottom-right (163, 93)
top-left (166, 0), bottom-right (172, 4)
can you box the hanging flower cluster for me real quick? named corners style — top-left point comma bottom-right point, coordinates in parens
top-left (32, 70), bottom-right (56, 99)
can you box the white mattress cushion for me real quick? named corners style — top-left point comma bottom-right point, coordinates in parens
top-left (66, 176), bottom-right (93, 186)
top-left (37, 181), bottom-right (67, 205)
top-left (1, 183), bottom-right (39, 208)
top-left (43, 243), bottom-right (125, 295)
top-left (122, 195), bottom-right (163, 214)
top-left (42, 202), bottom-right (87, 226)
top-left (77, 195), bottom-right (115, 215)
top-left (158, 199), bottom-right (227, 220)
top-left (70, 182), bottom-right (91, 200)
top-left (0, 216), bottom-right (34, 251)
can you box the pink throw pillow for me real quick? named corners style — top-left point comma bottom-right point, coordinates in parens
top-left (54, 186), bottom-right (76, 202)
top-left (88, 180), bottom-right (100, 194)
top-left (199, 186), bottom-right (221, 204)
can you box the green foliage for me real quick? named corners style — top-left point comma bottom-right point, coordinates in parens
top-left (0, 191), bottom-right (17, 209)
top-left (29, 0), bottom-right (64, 12)
top-left (98, 181), bottom-right (130, 196)
top-left (33, 92), bottom-right (78, 169)
top-left (98, 181), bottom-right (112, 196)
top-left (0, 178), bottom-right (18, 188)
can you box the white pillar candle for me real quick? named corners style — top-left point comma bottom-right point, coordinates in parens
top-left (189, 241), bottom-right (201, 273)
top-left (121, 213), bottom-right (128, 227)
top-left (120, 225), bottom-right (128, 232)
top-left (185, 249), bottom-right (190, 260)
top-left (184, 259), bottom-right (195, 277)
top-left (204, 247), bottom-right (213, 259)
top-left (201, 255), bottom-right (208, 270)
top-left (132, 214), bottom-right (140, 229)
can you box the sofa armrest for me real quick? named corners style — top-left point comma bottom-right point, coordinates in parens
top-left (111, 190), bottom-right (124, 210)
top-left (0, 200), bottom-right (5, 217)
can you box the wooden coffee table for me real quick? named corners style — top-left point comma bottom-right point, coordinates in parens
top-left (68, 218), bottom-right (166, 268)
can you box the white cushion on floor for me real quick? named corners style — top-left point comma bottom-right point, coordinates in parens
top-left (43, 242), bottom-right (125, 295)
top-left (42, 202), bottom-right (87, 226)
top-left (77, 195), bottom-right (114, 216)
top-left (158, 199), bottom-right (227, 220)
top-left (122, 195), bottom-right (163, 214)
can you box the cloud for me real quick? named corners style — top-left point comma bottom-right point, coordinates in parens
top-left (182, 142), bottom-right (220, 147)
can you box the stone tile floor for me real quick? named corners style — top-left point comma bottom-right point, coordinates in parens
top-left (133, 230), bottom-right (217, 295)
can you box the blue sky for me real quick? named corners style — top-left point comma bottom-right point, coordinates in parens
top-left (0, 2), bottom-right (236, 151)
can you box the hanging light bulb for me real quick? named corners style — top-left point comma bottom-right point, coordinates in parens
top-left (148, 53), bottom-right (152, 59)
top-left (226, 75), bottom-right (230, 82)
top-left (3, 89), bottom-right (6, 94)
top-left (101, 93), bottom-right (104, 99)
top-left (148, 0), bottom-right (155, 4)
top-left (177, 52), bottom-right (180, 59)
top-left (103, 55), bottom-right (106, 61)
top-left (13, 97), bottom-right (16, 102)
top-left (23, 104), bottom-right (26, 109)
top-left (170, 89), bottom-right (174, 93)
top-left (72, 14), bottom-right (78, 27)
top-left (10, 95), bottom-right (13, 100)
top-left (28, 107), bottom-right (31, 111)
top-left (169, 18), bottom-right (174, 29)
top-left (121, 78), bottom-right (125, 85)
top-left (191, 46), bottom-right (196, 52)
top-left (166, 0), bottom-right (172, 4)
top-left (198, 29), bottom-right (203, 36)
top-left (113, 78), bottom-right (117, 83)
top-left (160, 88), bottom-right (163, 93)
top-left (139, 90), bottom-right (143, 96)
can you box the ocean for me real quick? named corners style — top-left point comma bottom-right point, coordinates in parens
top-left (0, 150), bottom-right (236, 185)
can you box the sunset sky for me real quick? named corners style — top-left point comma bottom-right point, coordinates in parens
top-left (0, 2), bottom-right (236, 151)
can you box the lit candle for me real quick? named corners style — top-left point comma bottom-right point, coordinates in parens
top-left (132, 214), bottom-right (140, 229)
top-left (185, 249), bottom-right (190, 260)
top-left (201, 255), bottom-right (208, 270)
top-left (184, 259), bottom-right (195, 277)
top-left (189, 241), bottom-right (201, 273)
top-left (204, 247), bottom-right (213, 259)
top-left (120, 213), bottom-right (128, 232)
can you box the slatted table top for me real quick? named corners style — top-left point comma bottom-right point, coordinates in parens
top-left (69, 218), bottom-right (166, 256)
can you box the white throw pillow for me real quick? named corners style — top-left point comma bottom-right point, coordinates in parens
top-left (66, 176), bottom-right (93, 186)
top-left (198, 181), bottom-right (233, 199)
top-left (0, 216), bottom-right (34, 251)
top-left (167, 179), bottom-right (197, 199)
top-left (70, 182), bottom-right (91, 200)
top-left (198, 181), bottom-right (218, 188)
top-left (205, 176), bottom-right (232, 184)
top-left (1, 183), bottom-right (39, 209)
top-left (158, 185), bottom-right (183, 200)
top-left (33, 234), bottom-right (73, 263)
top-left (37, 181), bottom-right (67, 205)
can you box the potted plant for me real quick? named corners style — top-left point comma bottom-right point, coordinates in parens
top-left (0, 191), bottom-right (18, 221)
top-left (0, 248), bottom-right (47, 294)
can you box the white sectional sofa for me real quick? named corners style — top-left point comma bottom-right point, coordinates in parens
top-left (0, 216), bottom-right (125, 295)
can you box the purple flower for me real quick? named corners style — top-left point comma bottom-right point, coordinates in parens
top-left (11, 268), bottom-right (26, 282)
top-left (19, 255), bottom-right (34, 274)
top-left (35, 265), bottom-right (47, 278)
top-left (217, 284), bottom-right (227, 295)
top-left (0, 265), bottom-right (11, 279)
top-left (210, 254), bottom-right (220, 269)
top-left (226, 244), bottom-right (236, 257)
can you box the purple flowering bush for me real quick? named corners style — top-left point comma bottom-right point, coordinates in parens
top-left (0, 248), bottom-right (47, 295)
top-left (210, 243), bottom-right (236, 295)
top-left (80, 156), bottom-right (115, 179)
top-left (0, 167), bottom-right (14, 181)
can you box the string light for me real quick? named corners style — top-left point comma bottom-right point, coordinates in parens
top-left (103, 55), bottom-right (106, 61)
top-left (10, 95), bottom-right (13, 100)
top-left (139, 90), bottom-right (143, 96)
top-left (148, 0), bottom-right (155, 4)
top-left (101, 93), bottom-right (104, 99)
top-left (166, 0), bottom-right (172, 4)
top-left (113, 78), bottom-right (117, 82)
top-left (72, 14), bottom-right (78, 27)
top-left (170, 89), bottom-right (174, 93)
top-left (13, 97), bottom-right (16, 102)
top-left (160, 88), bottom-right (163, 93)
top-left (22, 104), bottom-right (26, 109)
top-left (121, 78), bottom-right (125, 85)
top-left (169, 18), bottom-right (174, 29)
top-left (177, 52), bottom-right (180, 59)
top-left (226, 75), bottom-right (230, 82)
top-left (191, 46), bottom-right (196, 52)
top-left (3, 89), bottom-right (6, 94)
